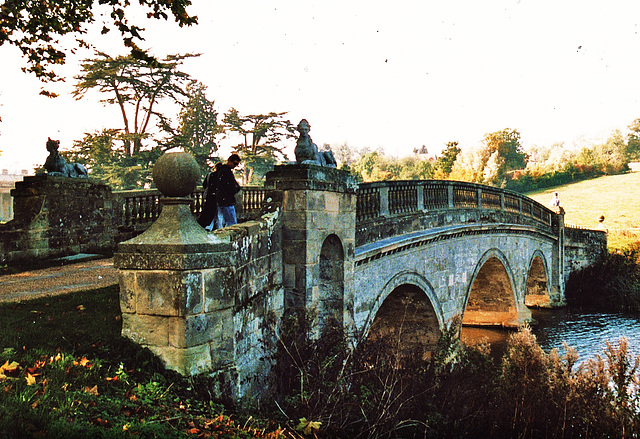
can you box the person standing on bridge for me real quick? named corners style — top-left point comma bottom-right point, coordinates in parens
top-left (549, 192), bottom-right (560, 207)
top-left (197, 162), bottom-right (222, 231)
top-left (216, 154), bottom-right (242, 227)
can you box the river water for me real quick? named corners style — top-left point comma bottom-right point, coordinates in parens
top-left (461, 308), bottom-right (640, 363)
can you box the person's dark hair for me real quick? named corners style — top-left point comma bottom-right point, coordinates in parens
top-left (228, 153), bottom-right (241, 163)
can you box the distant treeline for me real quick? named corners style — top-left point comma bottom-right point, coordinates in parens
top-left (336, 122), bottom-right (640, 194)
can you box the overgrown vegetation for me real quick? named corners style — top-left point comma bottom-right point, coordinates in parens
top-left (273, 312), bottom-right (640, 438)
top-left (3, 286), bottom-right (640, 438)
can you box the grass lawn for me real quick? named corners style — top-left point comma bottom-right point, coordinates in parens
top-left (526, 172), bottom-right (640, 251)
top-left (0, 286), bottom-right (290, 438)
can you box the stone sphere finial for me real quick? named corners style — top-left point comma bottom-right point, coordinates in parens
top-left (153, 152), bottom-right (200, 197)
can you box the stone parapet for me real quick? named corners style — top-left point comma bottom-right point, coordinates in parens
top-left (0, 175), bottom-right (114, 264)
top-left (116, 183), bottom-right (284, 399)
top-left (265, 164), bottom-right (359, 193)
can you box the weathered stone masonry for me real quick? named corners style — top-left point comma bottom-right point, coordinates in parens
top-left (0, 175), bottom-right (114, 263)
top-left (115, 196), bottom-right (285, 401)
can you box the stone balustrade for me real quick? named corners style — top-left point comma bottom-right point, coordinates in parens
top-left (354, 180), bottom-right (557, 248)
top-left (112, 186), bottom-right (269, 242)
top-left (355, 180), bottom-right (552, 228)
top-left (0, 174), bottom-right (598, 267)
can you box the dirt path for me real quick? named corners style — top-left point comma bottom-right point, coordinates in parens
top-left (0, 257), bottom-right (119, 303)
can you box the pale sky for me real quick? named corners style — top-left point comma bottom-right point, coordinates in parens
top-left (2, 0), bottom-right (640, 172)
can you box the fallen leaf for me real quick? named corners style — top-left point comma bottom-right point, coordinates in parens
top-left (73, 357), bottom-right (91, 368)
top-left (25, 373), bottom-right (37, 386)
top-left (0, 361), bottom-right (20, 380)
top-left (1, 361), bottom-right (20, 373)
top-left (83, 385), bottom-right (99, 395)
top-left (296, 418), bottom-right (322, 435)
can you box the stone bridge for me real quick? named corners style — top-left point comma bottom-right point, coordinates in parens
top-left (113, 157), bottom-right (606, 401)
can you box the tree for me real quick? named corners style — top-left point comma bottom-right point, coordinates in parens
top-left (433, 141), bottom-right (461, 178)
top-left (398, 156), bottom-right (434, 180)
top-left (482, 128), bottom-right (527, 172)
top-left (333, 142), bottom-right (357, 168)
top-left (449, 146), bottom-right (487, 184)
top-left (352, 150), bottom-right (384, 182)
top-left (626, 119), bottom-right (640, 162)
top-left (73, 52), bottom-right (196, 154)
top-left (71, 51), bottom-right (197, 188)
top-left (0, 0), bottom-right (197, 89)
top-left (451, 128), bottom-right (527, 186)
top-left (350, 150), bottom-right (433, 182)
top-left (483, 150), bottom-right (506, 186)
top-left (67, 128), bottom-right (160, 189)
top-left (594, 130), bottom-right (628, 173)
top-left (222, 108), bottom-right (296, 184)
top-left (170, 81), bottom-right (221, 174)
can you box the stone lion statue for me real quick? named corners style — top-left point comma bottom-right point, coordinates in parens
top-left (294, 119), bottom-right (336, 167)
top-left (43, 137), bottom-right (88, 178)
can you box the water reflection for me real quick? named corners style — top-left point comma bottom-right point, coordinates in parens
top-left (461, 308), bottom-right (640, 363)
top-left (532, 308), bottom-right (640, 362)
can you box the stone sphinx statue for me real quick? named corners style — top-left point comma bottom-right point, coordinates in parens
top-left (294, 119), bottom-right (336, 167)
top-left (43, 137), bottom-right (88, 178)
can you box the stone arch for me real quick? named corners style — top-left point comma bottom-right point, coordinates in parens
top-left (362, 272), bottom-right (442, 361)
top-left (462, 249), bottom-right (519, 327)
top-left (525, 252), bottom-right (551, 307)
top-left (318, 234), bottom-right (345, 336)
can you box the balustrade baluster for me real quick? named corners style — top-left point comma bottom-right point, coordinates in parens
top-left (151, 195), bottom-right (158, 220)
top-left (131, 198), bottom-right (139, 225)
top-left (145, 195), bottom-right (152, 221)
top-left (124, 198), bottom-right (132, 226)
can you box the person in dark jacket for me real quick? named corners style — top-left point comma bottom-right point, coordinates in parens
top-left (197, 162), bottom-right (221, 230)
top-left (216, 154), bottom-right (242, 227)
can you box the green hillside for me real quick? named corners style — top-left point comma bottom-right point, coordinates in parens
top-left (526, 172), bottom-right (640, 251)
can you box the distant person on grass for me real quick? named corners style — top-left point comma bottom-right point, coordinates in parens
top-left (216, 154), bottom-right (242, 227)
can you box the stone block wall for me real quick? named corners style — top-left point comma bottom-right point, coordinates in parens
top-left (266, 165), bottom-right (358, 338)
top-left (563, 226), bottom-right (608, 284)
top-left (115, 206), bottom-right (284, 401)
top-left (0, 175), bottom-right (114, 264)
